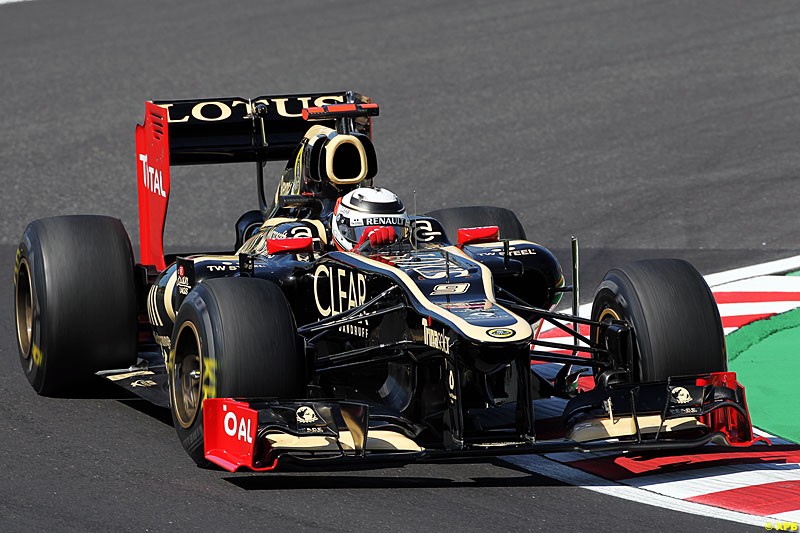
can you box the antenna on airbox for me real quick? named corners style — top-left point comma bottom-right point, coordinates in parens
top-left (412, 190), bottom-right (418, 250)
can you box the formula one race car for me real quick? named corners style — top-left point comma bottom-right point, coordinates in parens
top-left (13, 91), bottom-right (764, 471)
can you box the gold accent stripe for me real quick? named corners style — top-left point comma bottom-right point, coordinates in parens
top-left (344, 252), bottom-right (533, 343)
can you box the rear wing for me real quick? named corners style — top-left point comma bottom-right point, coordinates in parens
top-left (136, 91), bottom-right (371, 269)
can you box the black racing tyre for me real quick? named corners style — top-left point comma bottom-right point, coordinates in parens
top-left (14, 215), bottom-right (138, 396)
top-left (169, 277), bottom-right (305, 466)
top-left (591, 258), bottom-right (726, 383)
top-left (425, 206), bottom-right (526, 243)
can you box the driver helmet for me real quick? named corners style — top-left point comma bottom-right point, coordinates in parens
top-left (331, 187), bottom-right (410, 251)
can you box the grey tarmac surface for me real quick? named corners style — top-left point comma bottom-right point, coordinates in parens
top-left (2, 0), bottom-right (798, 530)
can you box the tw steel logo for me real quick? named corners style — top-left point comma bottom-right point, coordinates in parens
top-left (157, 95), bottom-right (346, 123)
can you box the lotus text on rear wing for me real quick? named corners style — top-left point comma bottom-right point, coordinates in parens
top-left (157, 95), bottom-right (347, 122)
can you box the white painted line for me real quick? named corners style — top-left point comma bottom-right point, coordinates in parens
top-left (542, 300), bottom-right (800, 340)
top-left (0, 0), bottom-right (34, 4)
top-left (718, 301), bottom-right (800, 317)
top-left (755, 428), bottom-right (795, 446)
top-left (540, 303), bottom-right (592, 333)
top-left (623, 462), bottom-right (800, 500)
top-left (714, 275), bottom-right (800, 292)
top-left (505, 454), bottom-right (767, 526)
top-left (773, 510), bottom-right (800, 522)
top-left (546, 255), bottom-right (800, 321)
top-left (705, 255), bottom-right (800, 287)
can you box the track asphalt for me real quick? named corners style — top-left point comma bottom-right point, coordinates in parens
top-left (3, 0), bottom-right (800, 531)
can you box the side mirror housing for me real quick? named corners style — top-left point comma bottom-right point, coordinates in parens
top-left (457, 226), bottom-right (500, 247)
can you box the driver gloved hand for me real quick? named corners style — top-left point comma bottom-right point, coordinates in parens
top-left (357, 226), bottom-right (397, 251)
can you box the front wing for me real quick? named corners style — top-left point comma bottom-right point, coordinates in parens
top-left (202, 372), bottom-right (766, 472)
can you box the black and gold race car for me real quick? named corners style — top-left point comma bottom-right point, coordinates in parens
top-left (13, 91), bottom-right (763, 471)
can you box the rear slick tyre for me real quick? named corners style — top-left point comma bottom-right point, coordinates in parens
top-left (426, 205), bottom-right (526, 243)
top-left (14, 215), bottom-right (138, 396)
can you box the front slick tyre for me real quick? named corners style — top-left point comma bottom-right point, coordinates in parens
top-left (14, 215), bottom-right (137, 396)
top-left (591, 258), bottom-right (726, 383)
top-left (169, 277), bottom-right (305, 466)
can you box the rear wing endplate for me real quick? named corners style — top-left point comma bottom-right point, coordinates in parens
top-left (136, 91), bottom-right (370, 269)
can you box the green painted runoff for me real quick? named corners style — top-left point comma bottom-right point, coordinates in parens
top-left (726, 306), bottom-right (800, 443)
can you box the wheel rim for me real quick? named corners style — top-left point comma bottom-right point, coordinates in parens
top-left (172, 322), bottom-right (203, 429)
top-left (593, 307), bottom-right (624, 381)
top-left (594, 307), bottom-right (621, 343)
top-left (15, 258), bottom-right (33, 358)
